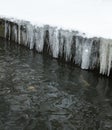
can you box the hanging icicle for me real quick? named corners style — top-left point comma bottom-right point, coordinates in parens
top-left (1, 17), bottom-right (112, 76)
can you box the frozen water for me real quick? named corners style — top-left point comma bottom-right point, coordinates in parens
top-left (34, 26), bottom-right (44, 53)
top-left (1, 17), bottom-right (112, 76)
top-left (18, 24), bottom-right (21, 44)
top-left (26, 23), bottom-right (34, 49)
top-left (81, 39), bottom-right (93, 69)
top-left (100, 39), bottom-right (112, 76)
top-left (48, 27), bottom-right (59, 58)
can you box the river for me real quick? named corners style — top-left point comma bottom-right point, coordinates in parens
top-left (0, 38), bottom-right (112, 130)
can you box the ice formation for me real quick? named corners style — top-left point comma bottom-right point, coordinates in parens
top-left (81, 39), bottom-right (93, 69)
top-left (34, 26), bottom-right (44, 53)
top-left (100, 39), bottom-right (112, 76)
top-left (2, 17), bottom-right (112, 76)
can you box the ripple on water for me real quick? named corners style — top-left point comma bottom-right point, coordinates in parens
top-left (0, 38), bottom-right (112, 130)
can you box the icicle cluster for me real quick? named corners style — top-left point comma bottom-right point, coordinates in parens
top-left (3, 18), bottom-right (112, 76)
top-left (100, 39), bottom-right (112, 76)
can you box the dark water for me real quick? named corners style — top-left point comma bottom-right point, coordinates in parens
top-left (0, 38), bottom-right (112, 130)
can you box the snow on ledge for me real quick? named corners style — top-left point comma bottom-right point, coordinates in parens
top-left (0, 15), bottom-right (112, 40)
top-left (0, 15), bottom-right (112, 76)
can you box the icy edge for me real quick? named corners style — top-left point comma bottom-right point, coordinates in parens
top-left (0, 16), bottom-right (112, 76)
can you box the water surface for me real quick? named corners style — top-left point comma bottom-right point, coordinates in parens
top-left (0, 38), bottom-right (112, 130)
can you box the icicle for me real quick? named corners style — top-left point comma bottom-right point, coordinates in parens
top-left (89, 39), bottom-right (100, 69)
top-left (21, 28), bottom-right (27, 46)
top-left (64, 31), bottom-right (73, 61)
top-left (107, 40), bottom-right (112, 76)
top-left (8, 23), bottom-right (11, 41)
top-left (12, 24), bottom-right (17, 42)
top-left (34, 26), bottom-right (44, 52)
top-left (48, 27), bottom-right (59, 58)
top-left (58, 29), bottom-right (65, 58)
top-left (81, 39), bottom-right (93, 69)
top-left (75, 36), bottom-right (83, 65)
top-left (100, 38), bottom-right (109, 75)
top-left (18, 24), bottom-right (21, 44)
top-left (4, 20), bottom-right (8, 38)
top-left (58, 29), bottom-right (73, 60)
top-left (26, 23), bottom-right (34, 49)
top-left (14, 25), bottom-right (18, 43)
top-left (11, 25), bottom-right (14, 41)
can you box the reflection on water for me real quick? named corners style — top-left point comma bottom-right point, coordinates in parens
top-left (0, 38), bottom-right (112, 130)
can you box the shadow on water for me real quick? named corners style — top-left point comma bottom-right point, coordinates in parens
top-left (0, 38), bottom-right (112, 130)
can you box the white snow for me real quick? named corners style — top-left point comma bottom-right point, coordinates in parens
top-left (0, 0), bottom-right (112, 39)
top-left (1, 0), bottom-right (112, 76)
